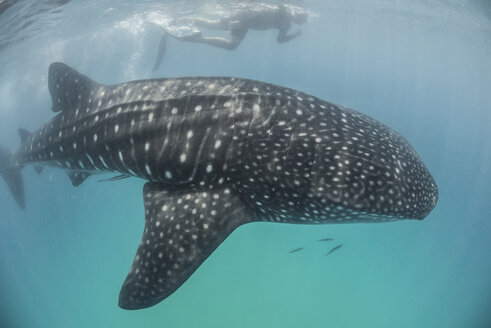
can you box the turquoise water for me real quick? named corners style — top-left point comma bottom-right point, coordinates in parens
top-left (1, 0), bottom-right (490, 327)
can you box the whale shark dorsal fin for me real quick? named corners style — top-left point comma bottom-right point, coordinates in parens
top-left (67, 171), bottom-right (92, 187)
top-left (119, 182), bottom-right (252, 310)
top-left (18, 128), bottom-right (32, 145)
top-left (48, 62), bottom-right (101, 113)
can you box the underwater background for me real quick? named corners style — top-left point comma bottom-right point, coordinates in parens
top-left (0, 0), bottom-right (490, 327)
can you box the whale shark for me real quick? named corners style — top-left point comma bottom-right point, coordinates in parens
top-left (0, 62), bottom-right (438, 309)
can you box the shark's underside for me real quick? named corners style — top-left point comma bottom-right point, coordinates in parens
top-left (0, 63), bottom-right (438, 309)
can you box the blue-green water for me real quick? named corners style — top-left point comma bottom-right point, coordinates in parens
top-left (1, 1), bottom-right (490, 327)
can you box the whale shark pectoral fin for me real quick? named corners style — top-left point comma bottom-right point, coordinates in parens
top-left (119, 182), bottom-right (252, 310)
top-left (67, 171), bottom-right (92, 187)
top-left (48, 62), bottom-right (101, 113)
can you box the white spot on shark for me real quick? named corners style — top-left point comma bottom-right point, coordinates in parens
top-left (145, 164), bottom-right (152, 176)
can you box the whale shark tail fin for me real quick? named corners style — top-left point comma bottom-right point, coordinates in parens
top-left (0, 146), bottom-right (25, 209)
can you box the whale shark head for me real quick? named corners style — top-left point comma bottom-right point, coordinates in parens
top-left (306, 110), bottom-right (439, 222)
top-left (214, 93), bottom-right (439, 225)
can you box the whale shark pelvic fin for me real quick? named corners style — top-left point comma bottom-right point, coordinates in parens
top-left (67, 171), bottom-right (92, 187)
top-left (119, 182), bottom-right (252, 310)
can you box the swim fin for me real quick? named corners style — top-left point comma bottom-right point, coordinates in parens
top-left (152, 31), bottom-right (169, 72)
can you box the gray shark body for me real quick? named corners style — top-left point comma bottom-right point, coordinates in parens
top-left (0, 63), bottom-right (438, 309)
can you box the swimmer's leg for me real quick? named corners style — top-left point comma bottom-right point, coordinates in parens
top-left (185, 27), bottom-right (247, 50)
top-left (189, 17), bottom-right (229, 30)
top-left (152, 31), bottom-right (169, 72)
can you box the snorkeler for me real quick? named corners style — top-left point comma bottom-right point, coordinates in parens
top-left (152, 3), bottom-right (308, 71)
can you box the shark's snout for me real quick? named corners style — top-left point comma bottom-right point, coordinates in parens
top-left (309, 117), bottom-right (439, 222)
top-left (417, 172), bottom-right (438, 220)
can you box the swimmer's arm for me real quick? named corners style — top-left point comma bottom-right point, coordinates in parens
top-left (277, 28), bottom-right (302, 43)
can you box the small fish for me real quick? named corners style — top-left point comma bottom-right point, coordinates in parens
top-left (318, 238), bottom-right (334, 242)
top-left (98, 174), bottom-right (131, 183)
top-left (325, 244), bottom-right (343, 256)
top-left (288, 247), bottom-right (304, 254)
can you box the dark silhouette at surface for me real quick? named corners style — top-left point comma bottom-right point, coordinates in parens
top-left (0, 0), bottom-right (17, 16)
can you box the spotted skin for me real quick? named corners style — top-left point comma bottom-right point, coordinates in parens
top-left (4, 62), bottom-right (438, 310)
top-left (120, 183), bottom-right (250, 308)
